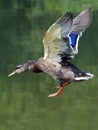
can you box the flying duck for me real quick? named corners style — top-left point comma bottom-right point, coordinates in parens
top-left (8, 8), bottom-right (94, 97)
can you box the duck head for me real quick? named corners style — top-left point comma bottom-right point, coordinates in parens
top-left (8, 60), bottom-right (36, 77)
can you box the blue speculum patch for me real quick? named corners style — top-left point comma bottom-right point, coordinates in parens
top-left (69, 32), bottom-right (78, 47)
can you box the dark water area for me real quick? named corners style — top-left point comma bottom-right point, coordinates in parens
top-left (0, 0), bottom-right (98, 130)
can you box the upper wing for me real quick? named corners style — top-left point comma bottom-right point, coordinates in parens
top-left (43, 12), bottom-right (74, 66)
top-left (69, 8), bottom-right (92, 53)
top-left (43, 8), bottom-right (92, 66)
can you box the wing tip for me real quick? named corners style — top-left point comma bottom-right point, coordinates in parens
top-left (57, 12), bottom-right (73, 25)
top-left (83, 7), bottom-right (93, 19)
top-left (85, 7), bottom-right (93, 26)
top-left (85, 7), bottom-right (92, 12)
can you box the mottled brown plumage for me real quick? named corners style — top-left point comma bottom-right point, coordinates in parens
top-left (8, 8), bottom-right (94, 97)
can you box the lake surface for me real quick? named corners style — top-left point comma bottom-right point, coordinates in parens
top-left (0, 1), bottom-right (98, 130)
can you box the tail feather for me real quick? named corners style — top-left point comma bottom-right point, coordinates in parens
top-left (75, 72), bottom-right (94, 81)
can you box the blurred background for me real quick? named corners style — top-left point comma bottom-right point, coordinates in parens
top-left (0, 0), bottom-right (98, 130)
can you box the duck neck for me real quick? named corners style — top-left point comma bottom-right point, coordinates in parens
top-left (26, 60), bottom-right (42, 73)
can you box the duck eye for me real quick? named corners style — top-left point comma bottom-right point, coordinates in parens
top-left (15, 65), bottom-right (22, 69)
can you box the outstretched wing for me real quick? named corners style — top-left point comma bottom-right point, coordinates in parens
top-left (69, 8), bottom-right (92, 53)
top-left (43, 12), bottom-right (74, 65)
top-left (43, 8), bottom-right (92, 66)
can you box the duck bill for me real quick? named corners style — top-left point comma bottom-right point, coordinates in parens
top-left (8, 71), bottom-right (16, 77)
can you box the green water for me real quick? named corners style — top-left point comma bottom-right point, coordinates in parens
top-left (0, 0), bottom-right (98, 130)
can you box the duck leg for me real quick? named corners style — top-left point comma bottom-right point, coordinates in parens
top-left (48, 82), bottom-right (70, 97)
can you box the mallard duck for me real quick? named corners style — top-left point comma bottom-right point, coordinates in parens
top-left (8, 8), bottom-right (94, 97)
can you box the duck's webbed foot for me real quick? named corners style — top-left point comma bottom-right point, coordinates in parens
top-left (48, 86), bottom-right (63, 97)
top-left (48, 82), bottom-right (70, 97)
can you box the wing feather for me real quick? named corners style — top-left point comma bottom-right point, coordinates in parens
top-left (43, 12), bottom-right (73, 65)
top-left (70, 8), bottom-right (92, 53)
top-left (71, 8), bottom-right (92, 34)
top-left (43, 8), bottom-right (92, 66)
